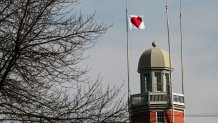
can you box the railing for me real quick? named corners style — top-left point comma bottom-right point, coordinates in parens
top-left (173, 93), bottom-right (185, 105)
top-left (130, 92), bottom-right (184, 106)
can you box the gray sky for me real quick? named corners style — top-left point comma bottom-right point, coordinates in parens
top-left (76, 0), bottom-right (218, 122)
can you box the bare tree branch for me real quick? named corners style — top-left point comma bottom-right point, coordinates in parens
top-left (0, 0), bottom-right (128, 122)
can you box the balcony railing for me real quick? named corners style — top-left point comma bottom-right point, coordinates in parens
top-left (130, 92), bottom-right (184, 106)
top-left (173, 93), bottom-right (185, 105)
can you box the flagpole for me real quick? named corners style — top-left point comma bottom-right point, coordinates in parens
top-left (179, 0), bottom-right (186, 121)
top-left (179, 0), bottom-right (185, 95)
top-left (125, 0), bottom-right (131, 112)
top-left (164, 0), bottom-right (174, 123)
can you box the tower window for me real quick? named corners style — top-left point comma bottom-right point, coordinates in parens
top-left (145, 73), bottom-right (150, 91)
top-left (157, 111), bottom-right (165, 123)
top-left (154, 72), bottom-right (162, 91)
top-left (165, 73), bottom-right (170, 92)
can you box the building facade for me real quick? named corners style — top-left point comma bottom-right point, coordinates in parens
top-left (129, 43), bottom-right (185, 123)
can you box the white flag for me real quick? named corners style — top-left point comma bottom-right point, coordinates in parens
top-left (128, 15), bottom-right (145, 30)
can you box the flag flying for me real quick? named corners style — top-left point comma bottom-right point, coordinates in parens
top-left (128, 15), bottom-right (145, 30)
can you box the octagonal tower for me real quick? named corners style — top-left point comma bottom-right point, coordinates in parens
top-left (130, 42), bottom-right (185, 123)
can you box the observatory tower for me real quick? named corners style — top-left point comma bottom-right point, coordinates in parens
top-left (129, 42), bottom-right (185, 123)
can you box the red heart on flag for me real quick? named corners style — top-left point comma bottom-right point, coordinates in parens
top-left (131, 17), bottom-right (142, 28)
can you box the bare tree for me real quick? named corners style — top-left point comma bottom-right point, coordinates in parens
top-left (0, 0), bottom-right (128, 122)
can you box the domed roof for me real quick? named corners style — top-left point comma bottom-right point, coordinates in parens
top-left (138, 45), bottom-right (172, 72)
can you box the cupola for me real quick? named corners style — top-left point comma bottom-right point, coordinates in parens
top-left (137, 42), bottom-right (172, 93)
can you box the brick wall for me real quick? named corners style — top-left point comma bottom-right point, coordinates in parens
top-left (165, 110), bottom-right (185, 123)
top-left (131, 110), bottom-right (184, 123)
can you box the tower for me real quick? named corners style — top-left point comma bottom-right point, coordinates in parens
top-left (130, 42), bottom-right (185, 123)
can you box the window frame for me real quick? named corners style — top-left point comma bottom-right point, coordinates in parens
top-left (164, 72), bottom-right (170, 92)
top-left (157, 111), bottom-right (165, 123)
top-left (154, 72), bottom-right (162, 92)
top-left (144, 73), bottom-right (150, 92)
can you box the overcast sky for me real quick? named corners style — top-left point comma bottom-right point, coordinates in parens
top-left (75, 0), bottom-right (218, 122)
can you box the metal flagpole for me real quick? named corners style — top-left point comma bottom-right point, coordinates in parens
top-left (179, 0), bottom-right (186, 121)
top-left (164, 0), bottom-right (174, 123)
top-left (125, 0), bottom-right (131, 111)
top-left (179, 0), bottom-right (185, 95)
